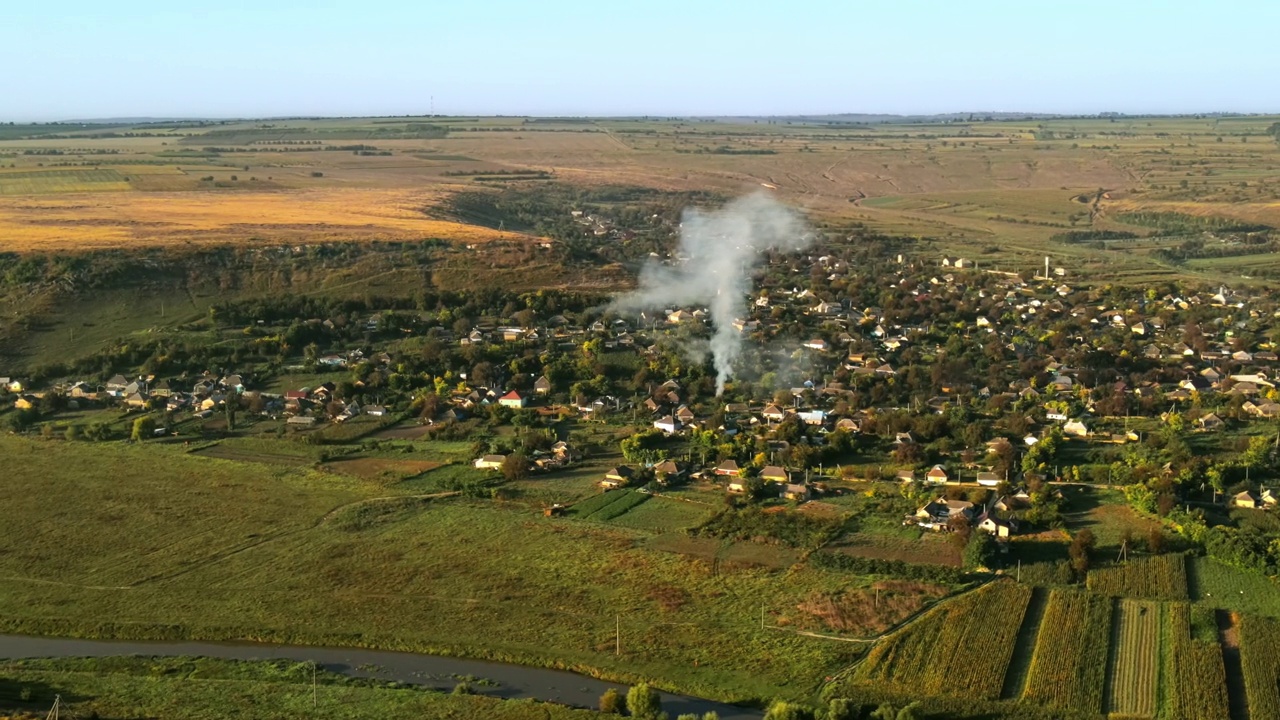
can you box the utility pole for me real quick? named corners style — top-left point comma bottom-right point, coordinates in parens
top-left (616, 614), bottom-right (620, 656)
top-left (312, 661), bottom-right (317, 708)
top-left (761, 602), bottom-right (765, 629)
top-left (45, 695), bottom-right (60, 720)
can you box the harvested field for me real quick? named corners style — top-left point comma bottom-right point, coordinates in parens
top-left (320, 458), bottom-right (444, 481)
top-left (369, 423), bottom-right (432, 440)
top-left (1105, 599), bottom-right (1160, 718)
top-left (0, 188), bottom-right (532, 251)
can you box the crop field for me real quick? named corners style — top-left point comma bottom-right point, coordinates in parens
top-left (1106, 600), bottom-right (1161, 718)
top-left (1239, 614), bottom-right (1280, 720)
top-left (604, 496), bottom-right (715, 532)
top-left (320, 457), bottom-right (444, 482)
top-left (0, 115), bottom-right (1277, 285)
top-left (1020, 590), bottom-right (1112, 712)
top-left (1165, 603), bottom-right (1231, 720)
top-left (853, 581), bottom-right (1031, 699)
top-left (570, 488), bottom-right (651, 521)
top-left (0, 436), bottom-right (864, 703)
top-left (1188, 556), bottom-right (1280, 618)
top-left (1086, 553), bottom-right (1187, 600)
top-left (788, 579), bottom-right (948, 637)
top-left (826, 531), bottom-right (962, 567)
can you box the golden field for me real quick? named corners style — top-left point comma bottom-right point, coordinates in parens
top-left (0, 188), bottom-right (531, 251)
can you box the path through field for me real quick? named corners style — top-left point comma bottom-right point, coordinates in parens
top-left (1000, 586), bottom-right (1048, 699)
top-left (1105, 599), bottom-right (1159, 717)
top-left (1218, 609), bottom-right (1250, 720)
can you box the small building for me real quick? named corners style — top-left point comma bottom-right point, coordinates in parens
top-left (534, 376), bottom-right (552, 395)
top-left (714, 459), bottom-right (741, 476)
top-left (782, 483), bottom-right (810, 502)
top-left (1063, 419), bottom-right (1090, 438)
top-left (925, 465), bottom-right (949, 484)
top-left (978, 515), bottom-right (1016, 538)
top-left (976, 471), bottom-right (1002, 487)
top-left (286, 415), bottom-right (318, 427)
top-left (760, 465), bottom-right (790, 484)
top-left (474, 454), bottom-right (507, 470)
top-left (653, 415), bottom-right (680, 435)
top-left (498, 390), bottom-right (527, 409)
top-left (653, 460), bottom-right (685, 483)
top-left (1233, 490), bottom-right (1260, 509)
top-left (602, 466), bottom-right (635, 488)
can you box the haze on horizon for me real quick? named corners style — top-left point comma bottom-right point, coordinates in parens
top-left (3, 0), bottom-right (1279, 122)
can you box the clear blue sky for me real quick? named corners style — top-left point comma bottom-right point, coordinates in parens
top-left (4, 0), bottom-right (1278, 120)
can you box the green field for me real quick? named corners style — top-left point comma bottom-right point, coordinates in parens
top-left (604, 496), bottom-right (716, 532)
top-left (0, 436), bottom-right (858, 704)
top-left (1020, 590), bottom-right (1112, 713)
top-left (1188, 556), bottom-right (1280, 618)
top-left (1105, 599), bottom-right (1160, 717)
top-left (0, 656), bottom-right (602, 720)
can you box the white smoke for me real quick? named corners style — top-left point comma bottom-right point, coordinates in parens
top-left (614, 192), bottom-right (812, 395)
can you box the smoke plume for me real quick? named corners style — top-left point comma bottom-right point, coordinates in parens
top-left (614, 192), bottom-right (812, 395)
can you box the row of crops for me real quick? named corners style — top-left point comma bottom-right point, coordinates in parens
top-left (854, 581), bottom-right (1032, 699)
top-left (1086, 553), bottom-right (1188, 600)
top-left (1020, 590), bottom-right (1112, 711)
top-left (846, 559), bottom-right (1280, 719)
top-left (568, 488), bottom-right (650, 521)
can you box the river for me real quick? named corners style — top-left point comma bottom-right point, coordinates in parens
top-left (0, 634), bottom-right (763, 719)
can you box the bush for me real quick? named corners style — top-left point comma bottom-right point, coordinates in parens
top-left (599, 688), bottom-right (623, 714)
top-left (626, 683), bottom-right (662, 719)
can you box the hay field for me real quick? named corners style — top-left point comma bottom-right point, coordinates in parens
top-left (0, 188), bottom-right (530, 250)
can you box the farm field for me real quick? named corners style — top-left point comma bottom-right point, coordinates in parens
top-left (1105, 599), bottom-right (1160, 718)
top-left (1188, 556), bottom-right (1280, 618)
top-left (1086, 553), bottom-right (1188, 600)
top-left (603, 496), bottom-right (716, 532)
top-left (852, 580), bottom-right (1031, 699)
top-left (1164, 603), bottom-right (1231, 720)
top-left (0, 435), bottom-right (860, 704)
top-left (1239, 614), bottom-right (1280, 720)
top-left (2, 115), bottom-right (1280, 286)
top-left (1020, 590), bottom-right (1111, 713)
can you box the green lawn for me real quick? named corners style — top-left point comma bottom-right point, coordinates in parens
top-left (0, 435), bottom-right (855, 704)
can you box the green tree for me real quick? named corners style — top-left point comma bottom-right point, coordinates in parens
top-left (131, 416), bottom-right (156, 442)
top-left (1069, 528), bottom-right (1096, 576)
top-left (501, 452), bottom-right (529, 482)
top-left (763, 700), bottom-right (811, 720)
top-left (599, 688), bottom-right (624, 714)
top-left (964, 531), bottom-right (996, 570)
top-left (626, 683), bottom-right (662, 719)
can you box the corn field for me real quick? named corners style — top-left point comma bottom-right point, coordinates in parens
top-left (1164, 603), bottom-right (1230, 720)
top-left (1086, 553), bottom-right (1187, 600)
top-left (1240, 614), bottom-right (1280, 720)
top-left (856, 580), bottom-right (1032, 700)
top-left (1021, 590), bottom-right (1111, 712)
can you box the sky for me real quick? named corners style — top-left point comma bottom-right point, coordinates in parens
top-left (3, 0), bottom-right (1279, 121)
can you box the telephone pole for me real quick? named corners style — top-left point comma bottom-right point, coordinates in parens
top-left (615, 614), bottom-right (621, 655)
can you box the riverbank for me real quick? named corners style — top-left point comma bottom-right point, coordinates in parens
top-left (0, 634), bottom-right (763, 720)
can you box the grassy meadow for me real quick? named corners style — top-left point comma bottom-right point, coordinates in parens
top-left (0, 435), bottom-right (869, 704)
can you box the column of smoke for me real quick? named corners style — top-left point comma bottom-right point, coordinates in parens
top-left (613, 192), bottom-right (812, 395)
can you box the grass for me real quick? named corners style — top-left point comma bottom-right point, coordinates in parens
top-left (605, 496), bottom-right (715, 532)
top-left (0, 435), bottom-right (858, 704)
top-left (1188, 555), bottom-right (1280, 618)
top-left (0, 656), bottom-right (602, 720)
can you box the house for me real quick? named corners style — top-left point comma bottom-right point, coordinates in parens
top-left (125, 392), bottom-right (148, 409)
top-left (994, 492), bottom-right (1032, 513)
top-left (601, 466), bottom-right (635, 488)
top-left (285, 415), bottom-right (318, 427)
top-left (1198, 413), bottom-right (1225, 431)
top-left (534, 376), bottom-right (552, 395)
top-left (802, 338), bottom-right (828, 351)
top-left (1262, 489), bottom-right (1279, 508)
top-left (653, 415), bottom-right (680, 435)
top-left (761, 404), bottom-right (787, 422)
top-left (714, 460), bottom-right (741, 476)
top-left (925, 465), bottom-right (949, 484)
top-left (13, 395), bottom-right (37, 410)
top-left (895, 470), bottom-right (916, 483)
top-left (760, 466), bottom-right (790, 484)
top-left (727, 476), bottom-right (751, 493)
top-left (1063, 418), bottom-right (1090, 438)
top-left (675, 405), bottom-right (696, 424)
top-left (1233, 490), bottom-right (1260, 509)
top-left (976, 471), bottom-right (1002, 487)
top-left (364, 405), bottom-right (388, 417)
top-left (498, 390), bottom-right (527, 409)
top-left (667, 310), bottom-right (695, 324)
top-left (782, 483), bottom-right (810, 502)
top-left (474, 455), bottom-right (507, 470)
top-left (106, 374), bottom-right (129, 393)
top-left (653, 460), bottom-right (686, 483)
top-left (978, 515), bottom-right (1016, 538)
top-left (914, 497), bottom-right (975, 524)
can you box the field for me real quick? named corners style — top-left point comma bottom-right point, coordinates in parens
top-left (320, 457), bottom-right (444, 481)
top-left (1106, 600), bottom-right (1161, 718)
top-left (853, 581), bottom-right (1031, 699)
top-left (2, 115), bottom-right (1280, 286)
top-left (0, 656), bottom-right (601, 720)
top-left (0, 435), bottom-right (862, 703)
top-left (1188, 555), bottom-right (1280, 618)
top-left (1164, 603), bottom-right (1231, 720)
top-left (603, 496), bottom-right (716, 532)
top-left (1086, 553), bottom-right (1188, 600)
top-left (1020, 590), bottom-right (1111, 713)
top-left (1239, 614), bottom-right (1280, 720)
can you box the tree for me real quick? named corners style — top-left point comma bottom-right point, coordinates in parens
top-left (1069, 528), bottom-right (1096, 576)
top-left (225, 394), bottom-right (238, 431)
top-left (964, 531), bottom-right (996, 570)
top-left (598, 688), bottom-right (623, 714)
top-left (825, 699), bottom-right (855, 720)
top-left (626, 683), bottom-right (662, 719)
top-left (131, 416), bottom-right (156, 442)
top-left (501, 452), bottom-right (529, 482)
top-left (763, 700), bottom-right (810, 720)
